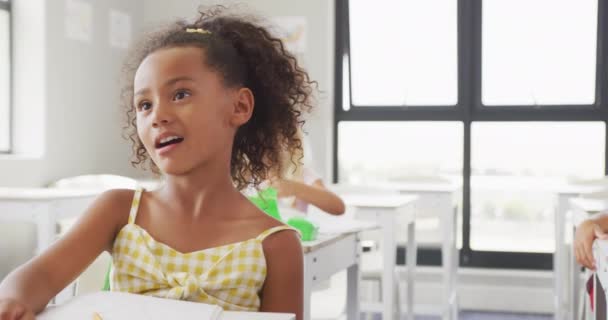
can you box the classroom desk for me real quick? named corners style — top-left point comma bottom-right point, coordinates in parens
top-left (302, 220), bottom-right (379, 320)
top-left (37, 291), bottom-right (295, 320)
top-left (0, 188), bottom-right (106, 302)
top-left (555, 185), bottom-right (608, 320)
top-left (370, 181), bottom-right (460, 320)
top-left (0, 187), bottom-right (101, 254)
top-left (569, 198), bottom-right (608, 320)
top-left (341, 194), bottom-right (418, 320)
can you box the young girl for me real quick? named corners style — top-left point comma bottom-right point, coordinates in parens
top-left (0, 7), bottom-right (314, 320)
top-left (270, 129), bottom-right (345, 216)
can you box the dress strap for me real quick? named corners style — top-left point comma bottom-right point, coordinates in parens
top-left (256, 225), bottom-right (300, 241)
top-left (127, 188), bottom-right (144, 224)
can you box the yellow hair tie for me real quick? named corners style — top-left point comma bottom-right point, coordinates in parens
top-left (185, 28), bottom-right (212, 35)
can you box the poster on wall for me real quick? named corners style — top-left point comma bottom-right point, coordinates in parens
top-left (64, 0), bottom-right (93, 43)
top-left (269, 16), bottom-right (307, 55)
top-left (109, 9), bottom-right (132, 49)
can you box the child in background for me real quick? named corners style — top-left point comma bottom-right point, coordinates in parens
top-left (270, 129), bottom-right (345, 216)
top-left (0, 6), bottom-right (315, 320)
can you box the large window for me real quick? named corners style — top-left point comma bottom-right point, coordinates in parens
top-left (338, 122), bottom-right (463, 184)
top-left (482, 0), bottom-right (597, 105)
top-left (336, 0), bottom-right (608, 269)
top-left (471, 122), bottom-right (605, 253)
top-left (349, 0), bottom-right (458, 106)
top-left (0, 0), bottom-right (10, 152)
top-left (338, 122), bottom-right (463, 248)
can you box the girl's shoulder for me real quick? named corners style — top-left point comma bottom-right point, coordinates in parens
top-left (92, 188), bottom-right (137, 227)
top-left (256, 216), bottom-right (301, 256)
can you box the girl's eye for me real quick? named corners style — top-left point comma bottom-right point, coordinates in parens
top-left (138, 101), bottom-right (152, 111)
top-left (141, 102), bottom-right (152, 111)
top-left (173, 90), bottom-right (191, 101)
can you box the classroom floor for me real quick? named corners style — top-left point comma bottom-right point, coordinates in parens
top-left (311, 270), bottom-right (552, 320)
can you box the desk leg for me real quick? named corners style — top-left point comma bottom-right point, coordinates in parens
top-left (382, 213), bottom-right (396, 320)
top-left (346, 248), bottom-right (361, 320)
top-left (34, 205), bottom-right (58, 304)
top-left (451, 206), bottom-right (459, 320)
top-left (406, 220), bottom-right (416, 320)
top-left (441, 200), bottom-right (459, 320)
top-left (35, 206), bottom-right (55, 255)
top-left (555, 194), bottom-right (569, 320)
top-left (571, 224), bottom-right (581, 320)
top-left (303, 254), bottom-right (312, 320)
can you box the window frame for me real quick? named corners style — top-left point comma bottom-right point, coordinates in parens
top-left (334, 0), bottom-right (608, 270)
top-left (0, 0), bottom-right (11, 154)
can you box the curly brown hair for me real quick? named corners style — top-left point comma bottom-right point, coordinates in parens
top-left (121, 6), bottom-right (316, 190)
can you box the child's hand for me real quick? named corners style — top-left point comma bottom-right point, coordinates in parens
top-left (0, 298), bottom-right (35, 320)
top-left (574, 219), bottom-right (608, 270)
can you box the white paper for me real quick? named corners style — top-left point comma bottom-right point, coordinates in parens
top-left (64, 0), bottom-right (92, 42)
top-left (270, 16), bottom-right (307, 54)
top-left (109, 9), bottom-right (132, 49)
top-left (38, 292), bottom-right (223, 320)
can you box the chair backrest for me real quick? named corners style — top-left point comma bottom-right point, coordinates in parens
top-left (48, 174), bottom-right (137, 190)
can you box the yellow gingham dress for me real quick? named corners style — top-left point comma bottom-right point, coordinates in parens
top-left (110, 188), bottom-right (297, 311)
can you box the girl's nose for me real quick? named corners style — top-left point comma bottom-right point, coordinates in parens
top-left (151, 104), bottom-right (174, 128)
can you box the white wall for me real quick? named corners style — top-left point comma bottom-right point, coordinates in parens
top-left (142, 0), bottom-right (336, 180)
top-left (0, 0), bottom-right (145, 278)
top-left (0, 0), bottom-right (146, 188)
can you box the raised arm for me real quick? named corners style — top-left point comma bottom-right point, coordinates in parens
top-left (276, 179), bottom-right (345, 215)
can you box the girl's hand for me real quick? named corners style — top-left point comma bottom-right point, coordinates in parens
top-left (574, 219), bottom-right (608, 270)
top-left (0, 298), bottom-right (35, 320)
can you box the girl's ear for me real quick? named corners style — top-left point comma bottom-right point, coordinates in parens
top-left (229, 87), bottom-right (254, 127)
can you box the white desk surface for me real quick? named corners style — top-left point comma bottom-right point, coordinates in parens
top-left (556, 183), bottom-right (608, 196)
top-left (569, 198), bottom-right (608, 215)
top-left (370, 181), bottom-right (462, 193)
top-left (0, 187), bottom-right (102, 201)
top-left (38, 291), bottom-right (295, 320)
top-left (301, 220), bottom-right (378, 253)
top-left (301, 232), bottom-right (349, 253)
top-left (469, 177), bottom-right (608, 194)
top-left (341, 194), bottom-right (418, 208)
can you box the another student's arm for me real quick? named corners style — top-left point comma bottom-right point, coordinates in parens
top-left (0, 189), bottom-right (133, 317)
top-left (277, 179), bottom-right (345, 215)
top-left (574, 213), bottom-right (608, 270)
top-left (260, 230), bottom-right (303, 320)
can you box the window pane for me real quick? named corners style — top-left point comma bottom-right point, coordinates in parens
top-left (482, 0), bottom-right (597, 105)
top-left (338, 122), bottom-right (463, 247)
top-left (471, 122), bottom-right (605, 253)
top-left (0, 9), bottom-right (9, 151)
top-left (349, 0), bottom-right (457, 106)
